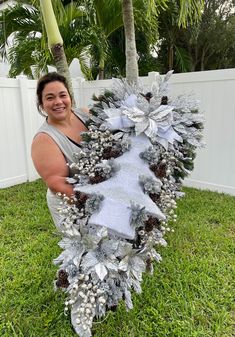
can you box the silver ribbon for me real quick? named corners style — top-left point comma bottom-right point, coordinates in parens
top-left (105, 94), bottom-right (182, 148)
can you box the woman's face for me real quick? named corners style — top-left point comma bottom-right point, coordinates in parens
top-left (41, 81), bottom-right (72, 122)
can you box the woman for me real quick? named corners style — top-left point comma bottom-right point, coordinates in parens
top-left (31, 72), bottom-right (89, 227)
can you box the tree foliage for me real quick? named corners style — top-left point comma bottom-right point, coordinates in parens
top-left (157, 0), bottom-right (235, 73)
top-left (0, 1), bottom-right (93, 78)
top-left (0, 0), bottom-right (218, 79)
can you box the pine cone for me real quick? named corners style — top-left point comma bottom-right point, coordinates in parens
top-left (132, 227), bottom-right (143, 248)
top-left (145, 216), bottom-right (161, 232)
top-left (56, 269), bottom-right (69, 288)
top-left (149, 193), bottom-right (161, 204)
top-left (140, 92), bottom-right (153, 102)
top-left (146, 256), bottom-right (153, 273)
top-left (108, 305), bottom-right (118, 312)
top-left (150, 162), bottom-right (167, 178)
top-left (75, 192), bottom-right (89, 208)
top-left (102, 147), bottom-right (121, 159)
top-left (89, 174), bottom-right (106, 184)
top-left (161, 96), bottom-right (168, 105)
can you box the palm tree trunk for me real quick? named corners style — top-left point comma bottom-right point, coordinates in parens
top-left (39, 0), bottom-right (74, 104)
top-left (168, 44), bottom-right (174, 70)
top-left (122, 0), bottom-right (138, 85)
top-left (98, 58), bottom-right (105, 80)
top-left (200, 49), bottom-right (205, 71)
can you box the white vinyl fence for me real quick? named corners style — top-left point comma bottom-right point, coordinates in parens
top-left (0, 69), bottom-right (235, 196)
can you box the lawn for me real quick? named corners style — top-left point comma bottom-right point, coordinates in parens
top-left (0, 180), bottom-right (234, 337)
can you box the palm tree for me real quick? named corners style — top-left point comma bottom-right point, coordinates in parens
top-left (122, 0), bottom-right (138, 84)
top-left (0, 0), bottom-right (124, 79)
top-left (84, 0), bottom-right (161, 81)
top-left (0, 0), bottom-right (204, 80)
top-left (121, 0), bottom-right (204, 81)
top-left (0, 2), bottom-right (49, 78)
top-left (40, 0), bottom-right (74, 98)
top-left (0, 1), bottom-right (91, 79)
top-left (157, 0), bottom-right (205, 72)
top-left (82, 0), bottom-right (123, 79)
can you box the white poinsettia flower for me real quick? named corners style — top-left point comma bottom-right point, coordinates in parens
top-left (104, 92), bottom-right (182, 148)
top-left (81, 239), bottom-right (119, 281)
top-left (119, 254), bottom-right (146, 281)
top-left (122, 105), bottom-right (175, 139)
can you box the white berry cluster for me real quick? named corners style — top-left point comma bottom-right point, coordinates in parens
top-left (66, 274), bottom-right (106, 335)
top-left (70, 127), bottom-right (116, 180)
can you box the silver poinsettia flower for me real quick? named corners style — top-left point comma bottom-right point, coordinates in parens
top-left (122, 104), bottom-right (177, 139)
top-left (104, 92), bottom-right (182, 148)
top-left (81, 239), bottom-right (120, 281)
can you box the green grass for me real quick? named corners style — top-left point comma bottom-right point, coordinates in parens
top-left (0, 180), bottom-right (234, 337)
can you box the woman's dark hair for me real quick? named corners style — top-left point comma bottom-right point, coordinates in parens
top-left (36, 72), bottom-right (72, 116)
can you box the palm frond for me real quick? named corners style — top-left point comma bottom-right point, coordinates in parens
top-left (174, 45), bottom-right (192, 72)
top-left (178, 0), bottom-right (204, 27)
top-left (0, 3), bottom-right (42, 60)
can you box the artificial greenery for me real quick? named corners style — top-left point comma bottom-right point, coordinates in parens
top-left (0, 179), bottom-right (234, 336)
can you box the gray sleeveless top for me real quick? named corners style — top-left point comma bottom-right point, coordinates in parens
top-left (36, 108), bottom-right (89, 228)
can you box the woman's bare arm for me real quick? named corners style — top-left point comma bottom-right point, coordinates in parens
top-left (31, 133), bottom-right (74, 197)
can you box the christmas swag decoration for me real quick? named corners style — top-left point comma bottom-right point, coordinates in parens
top-left (54, 71), bottom-right (204, 337)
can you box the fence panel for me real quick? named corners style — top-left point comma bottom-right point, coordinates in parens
top-left (169, 69), bottom-right (235, 195)
top-left (0, 78), bottom-right (28, 187)
top-left (21, 78), bottom-right (44, 182)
